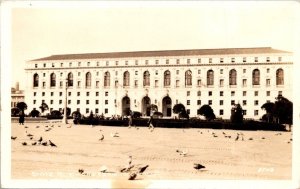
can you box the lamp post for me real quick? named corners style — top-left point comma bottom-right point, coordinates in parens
top-left (63, 78), bottom-right (68, 124)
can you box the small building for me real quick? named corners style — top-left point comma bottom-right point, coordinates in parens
top-left (11, 82), bottom-right (24, 108)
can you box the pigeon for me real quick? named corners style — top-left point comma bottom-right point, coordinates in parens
top-left (51, 125), bottom-right (54, 128)
top-left (32, 142), bottom-right (37, 145)
top-left (38, 137), bottom-right (43, 143)
top-left (49, 140), bottom-right (57, 147)
top-left (99, 134), bottom-right (104, 141)
top-left (235, 133), bottom-right (240, 141)
top-left (27, 134), bottom-right (34, 137)
top-left (24, 126), bottom-right (28, 128)
top-left (45, 125), bottom-right (48, 128)
top-left (128, 155), bottom-right (132, 166)
top-left (58, 125), bottom-right (61, 127)
top-left (99, 166), bottom-right (107, 173)
top-left (138, 165), bottom-right (149, 174)
top-left (30, 137), bottom-right (33, 140)
top-left (261, 137), bottom-right (265, 140)
top-left (275, 133), bottom-right (282, 136)
top-left (42, 141), bottom-right (48, 146)
top-left (193, 163), bottom-right (205, 170)
top-left (22, 142), bottom-right (27, 146)
top-left (128, 172), bottom-right (137, 180)
top-left (11, 136), bottom-right (17, 140)
top-left (248, 137), bottom-right (253, 140)
top-left (78, 169), bottom-right (84, 174)
top-left (222, 132), bottom-right (226, 135)
top-left (36, 125), bottom-right (40, 128)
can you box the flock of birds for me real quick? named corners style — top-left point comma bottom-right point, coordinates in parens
top-left (11, 124), bottom-right (58, 147)
top-left (12, 123), bottom-right (292, 180)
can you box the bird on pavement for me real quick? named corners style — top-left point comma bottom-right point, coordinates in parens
top-left (128, 172), bottom-right (137, 180)
top-left (22, 142), bottom-right (27, 146)
top-left (32, 142), bottom-right (37, 145)
top-left (27, 133), bottom-right (34, 137)
top-left (38, 137), bottom-right (43, 143)
top-left (11, 136), bottom-right (17, 140)
top-left (36, 125), bottom-right (40, 128)
top-left (193, 163), bottom-right (205, 170)
top-left (138, 165), bottom-right (149, 174)
top-left (99, 166), bottom-right (107, 173)
top-left (235, 133), bottom-right (240, 141)
top-left (99, 134), bottom-right (104, 141)
top-left (41, 141), bottom-right (48, 146)
top-left (49, 140), bottom-right (57, 147)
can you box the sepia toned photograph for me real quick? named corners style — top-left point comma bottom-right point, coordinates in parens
top-left (1, 1), bottom-right (300, 188)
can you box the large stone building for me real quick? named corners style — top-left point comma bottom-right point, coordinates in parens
top-left (11, 82), bottom-right (24, 108)
top-left (24, 47), bottom-right (293, 119)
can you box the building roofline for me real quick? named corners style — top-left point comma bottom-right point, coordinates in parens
top-left (29, 47), bottom-right (292, 62)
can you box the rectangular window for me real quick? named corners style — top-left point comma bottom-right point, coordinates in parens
top-left (266, 79), bottom-right (270, 86)
top-left (197, 100), bottom-right (201, 105)
top-left (115, 80), bottom-right (119, 87)
top-left (95, 108), bottom-right (99, 114)
top-left (176, 59), bottom-right (180, 64)
top-left (219, 109), bottom-right (224, 115)
top-left (68, 92), bottom-right (71, 96)
top-left (77, 81), bottom-right (81, 88)
top-left (254, 100), bottom-right (259, 105)
top-left (60, 81), bottom-right (63, 87)
top-left (135, 71), bottom-right (138, 75)
top-left (86, 108), bottom-right (89, 114)
top-left (208, 100), bottom-right (212, 105)
top-left (43, 63), bottom-right (46, 67)
top-left (96, 72), bottom-right (99, 76)
top-left (35, 64), bottom-right (38, 68)
top-left (220, 69), bottom-right (223, 74)
top-left (220, 100), bottom-right (223, 105)
top-left (115, 71), bottom-right (118, 76)
top-left (266, 91), bottom-right (270, 96)
top-left (43, 73), bottom-right (46, 77)
top-left (278, 91), bottom-right (282, 95)
top-left (68, 100), bottom-right (71, 104)
top-left (155, 70), bottom-right (158, 75)
top-left (69, 62), bottom-right (72, 67)
top-left (96, 92), bottom-right (99, 96)
top-left (242, 110), bottom-right (247, 115)
top-left (255, 57), bottom-right (258, 62)
top-left (209, 58), bottom-right (212, 63)
top-left (42, 100), bottom-right (45, 103)
top-left (60, 63), bottom-right (63, 67)
top-left (145, 60), bottom-right (148, 65)
top-left (155, 80), bottom-right (159, 87)
top-left (220, 58), bottom-right (224, 63)
top-left (77, 100), bottom-right (80, 105)
top-left (243, 79), bottom-right (247, 87)
top-left (267, 68), bottom-right (270, 73)
top-left (243, 57), bottom-right (246, 62)
top-left (197, 79), bottom-right (202, 86)
top-left (59, 92), bottom-right (62, 96)
top-left (187, 109), bottom-right (190, 114)
top-left (219, 79), bottom-right (224, 87)
top-left (231, 58), bottom-right (235, 63)
top-left (135, 60), bottom-right (138, 65)
top-left (51, 92), bottom-right (54, 96)
top-left (78, 72), bottom-right (81, 76)
top-left (155, 60), bottom-right (159, 64)
top-left (134, 80), bottom-right (138, 87)
top-left (220, 91), bottom-right (223, 96)
top-left (105, 100), bottom-right (108, 105)
top-left (76, 92), bottom-right (80, 96)
top-left (231, 100), bottom-right (235, 105)
top-left (166, 59), bottom-right (169, 64)
top-left (243, 91), bottom-right (247, 96)
top-left (198, 58), bottom-right (201, 63)
top-left (254, 91), bottom-right (258, 96)
top-left (86, 100), bottom-right (89, 105)
top-left (33, 100), bottom-right (36, 104)
top-left (115, 61), bottom-right (118, 65)
top-left (96, 81), bottom-right (99, 88)
top-left (42, 92), bottom-right (45, 96)
top-left (266, 57), bottom-right (270, 62)
top-left (187, 100), bottom-right (190, 105)
top-left (78, 62), bottom-right (81, 67)
top-left (125, 61), bottom-right (128, 65)
top-left (243, 69), bottom-right (246, 73)
top-left (231, 91), bottom-right (235, 96)
top-left (86, 92), bottom-right (89, 96)
top-left (106, 61), bottom-right (109, 66)
top-left (278, 57), bottom-right (282, 62)
top-left (187, 91), bottom-right (190, 96)
top-left (105, 92), bottom-right (108, 96)
top-left (254, 110), bottom-right (259, 116)
top-left (59, 100), bottom-right (62, 104)
top-left (105, 108), bottom-right (108, 114)
top-left (198, 70), bottom-right (201, 74)
top-left (187, 59), bottom-right (190, 64)
top-left (197, 91), bottom-right (201, 96)
top-left (96, 62), bottom-right (99, 66)
top-left (243, 100), bottom-right (247, 106)
top-left (208, 91), bottom-right (212, 96)
top-left (43, 82), bottom-right (46, 88)
top-left (34, 92), bottom-right (37, 96)
top-left (176, 70), bottom-right (179, 75)
top-left (96, 100), bottom-right (99, 105)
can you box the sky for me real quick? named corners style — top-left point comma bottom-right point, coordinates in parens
top-left (4, 1), bottom-right (300, 89)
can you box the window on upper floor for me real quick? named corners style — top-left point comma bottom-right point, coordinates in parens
top-left (276, 68), bottom-right (284, 85)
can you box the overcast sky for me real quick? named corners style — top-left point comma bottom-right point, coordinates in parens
top-left (5, 1), bottom-right (299, 89)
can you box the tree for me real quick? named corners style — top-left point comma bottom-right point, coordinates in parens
top-left (261, 102), bottom-right (275, 123)
top-left (198, 105), bottom-right (216, 121)
top-left (62, 107), bottom-right (71, 116)
top-left (72, 111), bottom-right (81, 119)
top-left (149, 104), bottom-right (158, 112)
top-left (39, 102), bottom-right (49, 115)
top-left (173, 103), bottom-right (189, 119)
top-left (11, 107), bottom-right (20, 116)
top-left (30, 109), bottom-right (40, 117)
top-left (16, 102), bottom-right (27, 113)
top-left (230, 103), bottom-right (244, 124)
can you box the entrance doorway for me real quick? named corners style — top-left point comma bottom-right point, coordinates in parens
top-left (122, 96), bottom-right (131, 115)
top-left (162, 96), bottom-right (172, 117)
top-left (141, 96), bottom-right (151, 116)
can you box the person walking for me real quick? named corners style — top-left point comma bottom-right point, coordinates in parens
top-left (148, 111), bottom-right (154, 130)
top-left (19, 111), bottom-right (25, 125)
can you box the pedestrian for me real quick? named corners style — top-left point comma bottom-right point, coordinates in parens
top-left (19, 111), bottom-right (25, 125)
top-left (128, 114), bottom-right (133, 128)
top-left (148, 115), bottom-right (154, 130)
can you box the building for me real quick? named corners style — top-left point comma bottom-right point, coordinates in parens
top-left (11, 82), bottom-right (25, 108)
top-left (24, 47), bottom-right (293, 119)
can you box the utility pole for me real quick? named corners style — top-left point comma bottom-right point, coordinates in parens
top-left (63, 78), bottom-right (68, 124)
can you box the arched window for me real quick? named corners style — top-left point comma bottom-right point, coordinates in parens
top-left (185, 70), bottom-right (192, 86)
top-left (33, 73), bottom-right (39, 87)
top-left (164, 70), bottom-right (171, 86)
top-left (50, 73), bottom-right (56, 87)
top-left (67, 72), bottom-right (73, 87)
top-left (207, 70), bottom-right (214, 86)
top-left (85, 72), bottom-right (91, 87)
top-left (229, 69), bottom-right (237, 85)
top-left (276, 68), bottom-right (284, 85)
top-left (104, 72), bottom-right (110, 87)
top-left (143, 71), bottom-right (150, 87)
top-left (123, 71), bottom-right (130, 86)
top-left (252, 69), bottom-right (260, 85)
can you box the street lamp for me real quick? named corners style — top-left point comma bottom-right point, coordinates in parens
top-left (63, 78), bottom-right (68, 124)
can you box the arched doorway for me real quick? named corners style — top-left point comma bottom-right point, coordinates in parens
top-left (162, 96), bottom-right (172, 117)
top-left (141, 96), bottom-right (151, 116)
top-left (122, 96), bottom-right (131, 116)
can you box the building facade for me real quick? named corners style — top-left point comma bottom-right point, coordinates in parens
top-left (24, 47), bottom-right (293, 119)
top-left (11, 82), bottom-right (24, 108)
